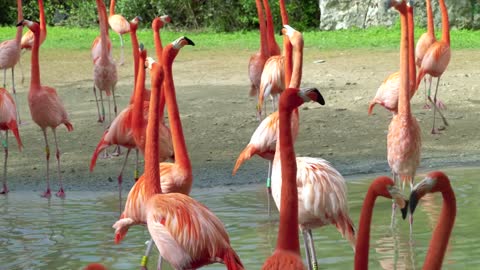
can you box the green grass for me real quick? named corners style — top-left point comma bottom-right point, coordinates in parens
top-left (1, 26), bottom-right (479, 51)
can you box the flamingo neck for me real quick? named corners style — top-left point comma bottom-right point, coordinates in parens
top-left (283, 35), bottom-right (292, 87)
top-left (30, 28), bottom-right (41, 89)
top-left (354, 186), bottom-right (376, 269)
top-left (423, 187), bottom-right (456, 269)
top-left (276, 104), bottom-right (300, 253)
top-left (163, 47), bottom-right (191, 171)
top-left (407, 5), bottom-right (416, 96)
top-left (39, 0), bottom-right (46, 33)
top-left (263, 0), bottom-right (279, 56)
top-left (109, 0), bottom-right (115, 17)
top-left (15, 0), bottom-right (23, 44)
top-left (144, 65), bottom-right (162, 196)
top-left (425, 0), bottom-right (434, 36)
top-left (279, 0), bottom-right (289, 25)
top-left (255, 0), bottom-right (268, 57)
top-left (97, 0), bottom-right (110, 62)
top-left (132, 54), bottom-right (146, 141)
top-left (130, 26), bottom-right (139, 98)
top-left (439, 0), bottom-right (450, 45)
top-left (153, 25), bottom-right (166, 120)
top-left (289, 39), bottom-right (303, 89)
top-left (397, 5), bottom-right (411, 117)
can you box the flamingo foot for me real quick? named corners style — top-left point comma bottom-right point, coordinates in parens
top-left (431, 128), bottom-right (442, 135)
top-left (101, 151), bottom-right (111, 159)
top-left (0, 184), bottom-right (9, 194)
top-left (56, 188), bottom-right (66, 198)
top-left (97, 117), bottom-right (104, 123)
top-left (111, 145), bottom-right (121, 156)
top-left (423, 103), bottom-right (431, 110)
top-left (41, 188), bottom-right (52, 198)
top-left (436, 99), bottom-right (446, 110)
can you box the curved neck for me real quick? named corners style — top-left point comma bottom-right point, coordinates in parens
top-left (130, 26), bottom-right (139, 94)
top-left (163, 46), bottom-right (191, 171)
top-left (144, 64), bottom-right (162, 195)
top-left (425, 0), bottom-right (434, 35)
top-left (263, 0), bottom-right (279, 55)
top-left (132, 53), bottom-right (146, 140)
top-left (289, 38), bottom-right (303, 89)
top-left (30, 27), bottom-right (41, 89)
top-left (279, 0), bottom-right (289, 25)
top-left (15, 0), bottom-right (23, 44)
top-left (439, 0), bottom-right (450, 44)
top-left (407, 5), bottom-right (416, 95)
top-left (354, 188), bottom-right (377, 269)
top-left (398, 5), bottom-right (411, 116)
top-left (283, 35), bottom-right (292, 87)
top-left (255, 0), bottom-right (268, 56)
top-left (423, 187), bottom-right (456, 269)
top-left (276, 102), bottom-right (300, 253)
top-left (109, 0), bottom-right (115, 17)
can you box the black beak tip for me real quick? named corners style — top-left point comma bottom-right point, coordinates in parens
top-left (139, 43), bottom-right (144, 51)
top-left (409, 191), bottom-right (419, 215)
top-left (401, 200), bottom-right (409, 220)
top-left (16, 20), bottom-right (24, 27)
top-left (184, 36), bottom-right (195, 46)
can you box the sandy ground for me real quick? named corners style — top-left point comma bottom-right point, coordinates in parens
top-left (3, 46), bottom-right (480, 193)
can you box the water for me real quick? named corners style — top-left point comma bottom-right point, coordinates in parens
top-left (0, 166), bottom-right (478, 269)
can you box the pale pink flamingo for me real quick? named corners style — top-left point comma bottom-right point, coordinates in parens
top-left (416, 0), bottom-right (450, 134)
top-left (18, 20), bottom-right (73, 198)
top-left (0, 87), bottom-right (23, 194)
top-left (113, 39), bottom-right (244, 269)
top-left (108, 0), bottom-right (130, 65)
top-left (269, 26), bottom-right (355, 270)
top-left (386, 1), bottom-right (421, 227)
top-left (409, 171), bottom-right (456, 269)
top-left (415, 0), bottom-right (436, 107)
top-left (354, 176), bottom-right (408, 269)
top-left (0, 0), bottom-right (23, 124)
top-left (94, 0), bottom-right (118, 125)
top-left (368, 2), bottom-right (416, 115)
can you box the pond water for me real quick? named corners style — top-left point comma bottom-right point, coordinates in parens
top-left (0, 166), bottom-right (478, 269)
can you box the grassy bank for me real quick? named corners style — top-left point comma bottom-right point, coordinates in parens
top-left (1, 26), bottom-right (479, 51)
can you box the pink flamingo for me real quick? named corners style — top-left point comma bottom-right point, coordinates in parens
top-left (409, 171), bottom-right (456, 269)
top-left (18, 20), bottom-right (73, 198)
top-left (354, 176), bottom-right (408, 269)
top-left (108, 0), bottom-right (130, 66)
top-left (0, 0), bottom-right (23, 124)
top-left (416, 0), bottom-right (450, 134)
top-left (113, 39), bottom-right (244, 270)
top-left (263, 0), bottom-right (281, 56)
top-left (93, 0), bottom-right (118, 125)
top-left (0, 87), bottom-right (23, 194)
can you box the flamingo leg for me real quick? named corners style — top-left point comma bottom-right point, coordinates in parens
top-left (391, 173), bottom-right (399, 227)
top-left (41, 129), bottom-right (51, 198)
top-left (52, 128), bottom-right (65, 198)
top-left (422, 75), bottom-right (431, 109)
top-left (156, 254), bottom-right (163, 270)
top-left (111, 87), bottom-right (121, 156)
top-left (140, 239), bottom-right (155, 270)
top-left (134, 148), bottom-right (139, 182)
top-left (266, 160), bottom-right (273, 216)
top-left (305, 229), bottom-right (319, 270)
top-left (11, 67), bottom-right (21, 125)
top-left (3, 69), bottom-right (6, 88)
top-left (107, 94), bottom-right (112, 126)
top-left (119, 33), bottom-right (125, 66)
top-left (117, 148), bottom-right (131, 212)
top-left (302, 228), bottom-right (313, 270)
top-left (93, 85), bottom-right (103, 123)
top-left (18, 54), bottom-right (25, 85)
top-left (428, 77), bottom-right (448, 134)
top-left (0, 131), bottom-right (8, 194)
top-left (99, 89), bottom-right (106, 127)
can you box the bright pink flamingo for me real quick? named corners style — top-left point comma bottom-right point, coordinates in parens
top-left (0, 0), bottom-right (23, 124)
top-left (108, 0), bottom-right (130, 65)
top-left (368, 2), bottom-right (416, 115)
top-left (0, 87), bottom-right (23, 194)
top-left (113, 39), bottom-right (244, 269)
top-left (409, 171), bottom-right (456, 269)
top-left (415, 0), bottom-right (436, 107)
top-left (416, 0), bottom-right (450, 134)
top-left (354, 176), bottom-right (408, 269)
top-left (269, 25), bottom-right (355, 270)
top-left (94, 0), bottom-right (118, 125)
top-left (18, 20), bottom-right (73, 198)
top-left (262, 87), bottom-right (324, 270)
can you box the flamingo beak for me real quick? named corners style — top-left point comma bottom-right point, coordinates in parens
top-left (388, 185), bottom-right (409, 219)
top-left (409, 177), bottom-right (435, 215)
top-left (299, 87), bottom-right (325, 105)
top-left (16, 20), bottom-right (24, 27)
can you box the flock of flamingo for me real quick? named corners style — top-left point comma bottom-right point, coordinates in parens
top-left (0, 0), bottom-right (457, 269)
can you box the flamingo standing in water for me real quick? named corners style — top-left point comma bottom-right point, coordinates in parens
top-left (94, 0), bottom-right (118, 126)
top-left (416, 0), bottom-right (451, 134)
top-left (262, 87), bottom-right (325, 270)
top-left (409, 171), bottom-right (456, 269)
top-left (354, 176), bottom-right (408, 269)
top-left (0, 0), bottom-right (23, 124)
top-left (0, 87), bottom-right (23, 194)
top-left (113, 39), bottom-right (244, 269)
top-left (18, 20), bottom-right (73, 198)
top-left (108, 0), bottom-right (130, 66)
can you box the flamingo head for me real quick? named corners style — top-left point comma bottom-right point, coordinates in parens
top-left (409, 171), bottom-right (452, 215)
top-left (282, 25), bottom-right (303, 48)
top-left (17, 20), bottom-right (39, 32)
top-left (279, 87), bottom-right (325, 112)
top-left (172, 36), bottom-right (195, 50)
top-left (371, 176), bottom-right (409, 219)
top-left (130, 16), bottom-right (142, 31)
top-left (153, 15), bottom-right (171, 31)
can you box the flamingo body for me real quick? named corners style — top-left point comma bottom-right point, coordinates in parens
top-left (28, 86), bottom-right (72, 130)
top-left (0, 88), bottom-right (22, 149)
top-left (258, 55), bottom-right (285, 115)
top-left (91, 36), bottom-right (112, 64)
top-left (108, 14), bottom-right (130, 35)
top-left (417, 42), bottom-right (450, 79)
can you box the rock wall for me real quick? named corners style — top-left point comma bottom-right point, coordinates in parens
top-left (318, 0), bottom-right (480, 30)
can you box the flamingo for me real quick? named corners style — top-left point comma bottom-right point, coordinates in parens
top-left (263, 0), bottom-right (281, 56)
top-left (18, 20), bottom-right (73, 198)
top-left (93, 0), bottom-right (118, 126)
top-left (113, 39), bottom-right (244, 270)
top-left (409, 171), bottom-right (456, 269)
top-left (262, 87), bottom-right (325, 270)
top-left (0, 0), bottom-right (23, 124)
top-left (0, 87), bottom-right (23, 194)
top-left (368, 1), bottom-right (416, 115)
top-left (415, 0), bottom-right (436, 108)
top-left (108, 0), bottom-right (130, 66)
top-left (248, 0), bottom-right (269, 116)
top-left (84, 263), bottom-right (107, 270)
top-left (354, 176), bottom-right (408, 269)
top-left (416, 0), bottom-right (451, 134)
top-left (269, 25), bottom-right (355, 270)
